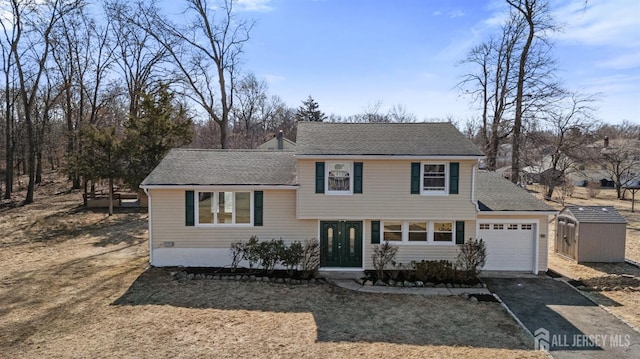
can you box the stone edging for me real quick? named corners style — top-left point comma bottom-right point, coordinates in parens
top-left (171, 270), bottom-right (326, 285)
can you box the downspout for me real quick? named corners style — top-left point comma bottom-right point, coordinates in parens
top-left (143, 187), bottom-right (153, 266)
top-left (472, 163), bottom-right (480, 211)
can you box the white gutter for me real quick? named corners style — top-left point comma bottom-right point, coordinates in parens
top-left (295, 155), bottom-right (485, 160)
top-left (143, 187), bottom-right (153, 266)
top-left (477, 210), bottom-right (558, 216)
top-left (140, 184), bottom-right (299, 190)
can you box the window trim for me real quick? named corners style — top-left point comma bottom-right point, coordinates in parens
top-left (196, 190), bottom-right (254, 227)
top-left (421, 162), bottom-right (449, 195)
top-left (382, 220), bottom-right (456, 245)
top-left (325, 161), bottom-right (354, 195)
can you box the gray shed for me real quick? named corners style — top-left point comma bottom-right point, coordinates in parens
top-left (556, 206), bottom-right (627, 263)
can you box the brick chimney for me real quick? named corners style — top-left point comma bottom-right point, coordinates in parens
top-left (277, 130), bottom-right (284, 150)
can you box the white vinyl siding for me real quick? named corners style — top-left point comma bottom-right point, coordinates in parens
top-left (148, 189), bottom-right (316, 250)
top-left (297, 159), bottom-right (477, 219)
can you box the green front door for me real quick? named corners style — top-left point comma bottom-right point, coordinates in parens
top-left (320, 221), bottom-right (362, 267)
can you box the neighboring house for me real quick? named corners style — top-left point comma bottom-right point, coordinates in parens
top-left (141, 122), bottom-right (555, 274)
top-left (522, 137), bottom-right (640, 188)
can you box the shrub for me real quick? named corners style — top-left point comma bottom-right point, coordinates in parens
top-left (229, 242), bottom-right (244, 272)
top-left (456, 238), bottom-right (487, 273)
top-left (411, 260), bottom-right (456, 282)
top-left (371, 242), bottom-right (398, 280)
top-left (241, 236), bottom-right (260, 271)
top-left (299, 238), bottom-right (320, 279)
top-left (587, 181), bottom-right (600, 198)
top-left (254, 238), bottom-right (285, 273)
top-left (281, 241), bottom-right (304, 275)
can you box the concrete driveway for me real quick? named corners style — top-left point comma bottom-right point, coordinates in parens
top-left (483, 277), bottom-right (640, 358)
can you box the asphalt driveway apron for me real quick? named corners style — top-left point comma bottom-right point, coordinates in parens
top-left (483, 277), bottom-right (640, 358)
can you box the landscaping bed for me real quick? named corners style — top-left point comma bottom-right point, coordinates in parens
top-left (174, 267), bottom-right (326, 284)
top-left (360, 269), bottom-right (484, 288)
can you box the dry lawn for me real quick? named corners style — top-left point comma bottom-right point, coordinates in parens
top-left (0, 173), bottom-right (545, 358)
top-left (532, 185), bottom-right (640, 330)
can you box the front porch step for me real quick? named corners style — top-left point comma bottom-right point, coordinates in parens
top-left (318, 271), bottom-right (365, 281)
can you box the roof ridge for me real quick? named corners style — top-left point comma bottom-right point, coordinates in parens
top-left (171, 148), bottom-right (295, 153)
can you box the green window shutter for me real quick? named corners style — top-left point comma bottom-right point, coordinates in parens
top-left (354, 162), bottom-right (363, 194)
top-left (449, 162), bottom-right (459, 195)
top-left (410, 162), bottom-right (420, 194)
top-left (185, 191), bottom-right (195, 226)
top-left (315, 162), bottom-right (325, 194)
top-left (371, 221), bottom-right (380, 244)
top-left (455, 221), bottom-right (465, 244)
top-left (254, 191), bottom-right (263, 226)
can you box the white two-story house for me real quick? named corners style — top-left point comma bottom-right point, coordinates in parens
top-left (141, 122), bottom-right (555, 273)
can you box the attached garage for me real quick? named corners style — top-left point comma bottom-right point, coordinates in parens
top-left (478, 222), bottom-right (537, 271)
top-left (476, 172), bottom-right (557, 273)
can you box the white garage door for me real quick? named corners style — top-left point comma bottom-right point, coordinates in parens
top-left (478, 223), bottom-right (535, 271)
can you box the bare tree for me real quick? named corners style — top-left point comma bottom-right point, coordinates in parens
top-left (134, 0), bottom-right (253, 149)
top-left (458, 16), bottom-right (524, 170)
top-left (600, 138), bottom-right (640, 199)
top-left (105, 0), bottom-right (168, 120)
top-left (388, 104), bottom-right (416, 123)
top-left (529, 93), bottom-right (597, 199)
top-left (0, 23), bottom-right (19, 199)
top-left (506, 0), bottom-right (556, 184)
top-left (7, 0), bottom-right (82, 204)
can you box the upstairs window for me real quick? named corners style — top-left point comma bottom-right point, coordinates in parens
top-left (422, 163), bottom-right (448, 194)
top-left (326, 162), bottom-right (352, 194)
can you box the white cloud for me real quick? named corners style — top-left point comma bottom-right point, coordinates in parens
top-left (262, 73), bottom-right (286, 84)
top-left (596, 51), bottom-right (640, 70)
top-left (554, 0), bottom-right (640, 48)
top-left (236, 0), bottom-right (273, 12)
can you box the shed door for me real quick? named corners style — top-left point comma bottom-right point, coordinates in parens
top-left (478, 222), bottom-right (536, 271)
top-left (556, 218), bottom-right (576, 260)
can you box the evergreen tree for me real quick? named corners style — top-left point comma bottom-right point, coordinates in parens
top-left (295, 95), bottom-right (326, 122)
top-left (80, 125), bottom-right (125, 216)
top-left (122, 84), bottom-right (193, 190)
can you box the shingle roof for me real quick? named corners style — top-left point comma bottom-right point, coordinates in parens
top-left (141, 149), bottom-right (297, 186)
top-left (562, 206), bottom-right (627, 224)
top-left (295, 122), bottom-right (484, 156)
top-left (476, 171), bottom-right (555, 212)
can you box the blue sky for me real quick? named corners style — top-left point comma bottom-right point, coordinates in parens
top-left (232, 0), bottom-right (639, 123)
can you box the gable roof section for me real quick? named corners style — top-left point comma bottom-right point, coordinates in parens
top-left (257, 136), bottom-right (296, 150)
top-left (476, 171), bottom-right (554, 212)
top-left (561, 206), bottom-right (627, 224)
top-left (295, 122), bottom-right (484, 156)
top-left (141, 149), bottom-right (297, 186)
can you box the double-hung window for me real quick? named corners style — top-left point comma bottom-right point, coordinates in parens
top-left (197, 191), bottom-right (252, 225)
top-left (383, 220), bottom-right (453, 244)
top-left (422, 163), bottom-right (447, 194)
top-left (326, 162), bottom-right (352, 194)
top-left (433, 222), bottom-right (453, 242)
